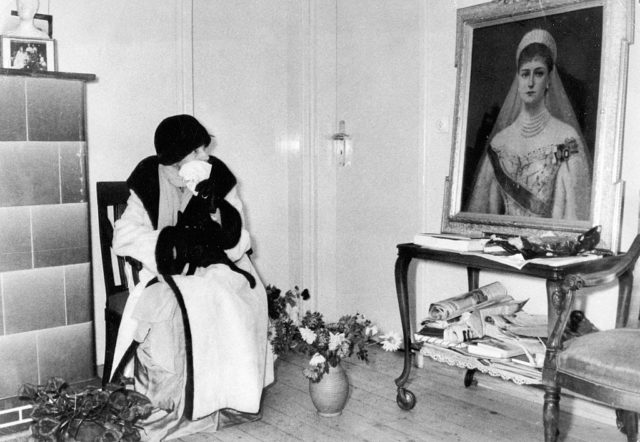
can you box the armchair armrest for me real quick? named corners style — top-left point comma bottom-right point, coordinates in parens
top-left (544, 235), bottom-right (640, 378)
top-left (569, 235), bottom-right (640, 288)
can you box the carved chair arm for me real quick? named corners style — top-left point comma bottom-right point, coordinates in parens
top-left (546, 234), bottom-right (640, 353)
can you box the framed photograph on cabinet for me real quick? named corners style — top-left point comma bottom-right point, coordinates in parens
top-left (1, 36), bottom-right (56, 72)
top-left (441, 0), bottom-right (634, 251)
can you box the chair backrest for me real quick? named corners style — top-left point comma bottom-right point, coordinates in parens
top-left (96, 181), bottom-right (137, 298)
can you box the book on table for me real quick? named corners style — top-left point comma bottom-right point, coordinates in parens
top-left (413, 232), bottom-right (488, 252)
top-left (466, 338), bottom-right (525, 359)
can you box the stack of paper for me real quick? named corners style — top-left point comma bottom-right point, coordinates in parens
top-left (466, 338), bottom-right (525, 359)
top-left (413, 232), bottom-right (488, 252)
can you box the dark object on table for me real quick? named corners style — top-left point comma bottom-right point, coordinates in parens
top-left (519, 225), bottom-right (601, 259)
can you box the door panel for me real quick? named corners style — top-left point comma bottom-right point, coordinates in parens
top-left (315, 0), bottom-right (424, 332)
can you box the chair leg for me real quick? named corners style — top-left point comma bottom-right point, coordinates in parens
top-left (616, 410), bottom-right (638, 442)
top-left (102, 310), bottom-right (122, 387)
top-left (543, 385), bottom-right (561, 442)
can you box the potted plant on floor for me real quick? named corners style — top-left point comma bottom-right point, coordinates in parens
top-left (267, 286), bottom-right (398, 417)
top-left (18, 377), bottom-right (153, 441)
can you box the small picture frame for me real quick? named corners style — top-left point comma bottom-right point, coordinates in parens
top-left (1, 36), bottom-right (56, 72)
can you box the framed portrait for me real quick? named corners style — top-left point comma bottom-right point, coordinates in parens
top-left (1, 36), bottom-right (56, 72)
top-left (10, 10), bottom-right (53, 39)
top-left (441, 0), bottom-right (634, 251)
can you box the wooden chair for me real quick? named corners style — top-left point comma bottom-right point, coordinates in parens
top-left (543, 234), bottom-right (640, 441)
top-left (96, 181), bottom-right (140, 387)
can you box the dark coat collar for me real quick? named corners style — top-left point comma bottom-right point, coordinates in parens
top-left (127, 155), bottom-right (237, 229)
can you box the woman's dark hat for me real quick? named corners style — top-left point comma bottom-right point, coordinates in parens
top-left (154, 114), bottom-right (211, 165)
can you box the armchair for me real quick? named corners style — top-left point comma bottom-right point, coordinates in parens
top-left (543, 234), bottom-right (640, 441)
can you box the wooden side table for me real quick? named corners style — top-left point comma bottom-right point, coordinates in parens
top-left (393, 243), bottom-right (628, 410)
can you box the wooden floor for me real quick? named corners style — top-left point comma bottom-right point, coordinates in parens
top-left (174, 347), bottom-right (620, 442)
top-left (3, 347), bottom-right (623, 441)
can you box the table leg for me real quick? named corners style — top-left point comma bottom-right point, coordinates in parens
top-left (464, 267), bottom-right (480, 387)
top-left (394, 253), bottom-right (416, 410)
top-left (546, 279), bottom-right (562, 338)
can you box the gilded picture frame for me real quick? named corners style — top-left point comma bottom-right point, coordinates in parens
top-left (441, 0), bottom-right (634, 251)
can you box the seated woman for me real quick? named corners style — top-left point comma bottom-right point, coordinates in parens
top-left (110, 114), bottom-right (273, 440)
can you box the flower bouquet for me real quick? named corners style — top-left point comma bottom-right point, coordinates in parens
top-left (267, 285), bottom-right (400, 382)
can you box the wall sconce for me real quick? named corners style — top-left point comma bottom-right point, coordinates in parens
top-left (332, 120), bottom-right (352, 167)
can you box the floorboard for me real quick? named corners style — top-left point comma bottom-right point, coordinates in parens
top-left (2, 347), bottom-right (624, 441)
top-left (177, 347), bottom-right (622, 442)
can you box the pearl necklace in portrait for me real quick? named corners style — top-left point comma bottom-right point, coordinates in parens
top-left (519, 108), bottom-right (551, 139)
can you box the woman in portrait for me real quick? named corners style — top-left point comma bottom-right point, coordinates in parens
top-left (466, 29), bottom-right (592, 220)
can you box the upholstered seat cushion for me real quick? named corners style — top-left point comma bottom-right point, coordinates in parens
top-left (558, 328), bottom-right (640, 393)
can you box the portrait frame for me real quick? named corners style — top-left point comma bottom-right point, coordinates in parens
top-left (441, 0), bottom-right (635, 252)
top-left (1, 36), bottom-right (56, 72)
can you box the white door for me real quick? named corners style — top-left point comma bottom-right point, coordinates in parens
top-left (309, 0), bottom-right (425, 333)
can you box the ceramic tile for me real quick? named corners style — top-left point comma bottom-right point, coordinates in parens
top-left (34, 247), bottom-right (90, 268)
top-left (0, 206), bottom-right (32, 271)
top-left (0, 280), bottom-right (3, 334)
top-left (64, 263), bottom-right (93, 325)
top-left (0, 207), bottom-right (31, 255)
top-left (32, 204), bottom-right (89, 268)
top-left (0, 253), bottom-right (32, 273)
top-left (37, 323), bottom-right (96, 384)
top-left (0, 143), bottom-right (60, 207)
top-left (0, 409), bottom-right (19, 425)
top-left (60, 142), bottom-right (87, 203)
top-left (26, 79), bottom-right (85, 142)
top-left (0, 332), bottom-right (38, 399)
top-left (0, 77), bottom-right (26, 141)
top-left (3, 267), bottom-right (65, 334)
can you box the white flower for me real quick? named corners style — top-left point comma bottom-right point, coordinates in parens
top-left (381, 331), bottom-right (402, 352)
top-left (337, 340), bottom-right (351, 359)
top-left (299, 327), bottom-right (317, 344)
top-left (286, 305), bottom-right (301, 325)
top-left (309, 353), bottom-right (326, 366)
top-left (365, 325), bottom-right (378, 337)
top-left (328, 332), bottom-right (345, 351)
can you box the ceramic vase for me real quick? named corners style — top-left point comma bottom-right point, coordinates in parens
top-left (308, 362), bottom-right (350, 417)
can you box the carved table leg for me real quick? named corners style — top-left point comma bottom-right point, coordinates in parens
top-left (546, 279), bottom-right (562, 338)
top-left (543, 386), bottom-right (561, 442)
top-left (394, 253), bottom-right (416, 410)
